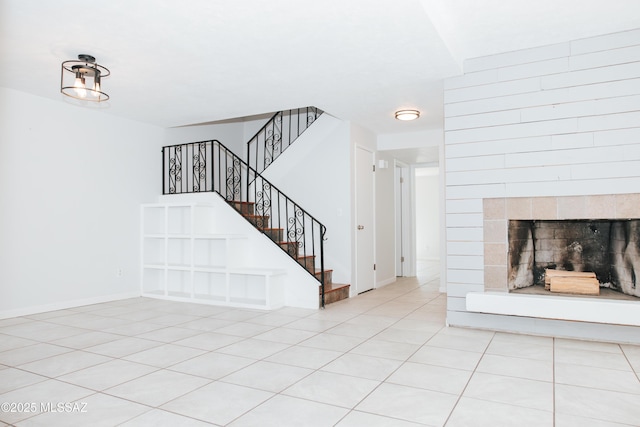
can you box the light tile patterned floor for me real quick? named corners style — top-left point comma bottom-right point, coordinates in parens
top-left (1, 270), bottom-right (639, 426)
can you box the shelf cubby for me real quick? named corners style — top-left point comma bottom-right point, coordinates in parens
top-left (140, 202), bottom-right (285, 309)
top-left (193, 271), bottom-right (227, 302)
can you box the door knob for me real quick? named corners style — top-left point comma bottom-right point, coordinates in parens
top-left (357, 225), bottom-right (364, 230)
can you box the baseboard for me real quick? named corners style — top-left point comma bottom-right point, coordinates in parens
top-left (0, 292), bottom-right (141, 320)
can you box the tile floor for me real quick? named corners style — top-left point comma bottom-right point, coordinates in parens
top-left (1, 270), bottom-right (639, 426)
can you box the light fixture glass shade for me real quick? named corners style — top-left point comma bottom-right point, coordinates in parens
top-left (73, 73), bottom-right (86, 98)
top-left (93, 74), bottom-right (101, 94)
top-left (61, 54), bottom-right (110, 102)
top-left (395, 109), bottom-right (420, 121)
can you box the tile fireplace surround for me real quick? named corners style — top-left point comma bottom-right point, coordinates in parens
top-left (465, 194), bottom-right (640, 334)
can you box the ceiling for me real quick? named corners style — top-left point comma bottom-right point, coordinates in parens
top-left (1, 0), bottom-right (640, 138)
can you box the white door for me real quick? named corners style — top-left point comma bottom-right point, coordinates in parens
top-left (355, 146), bottom-right (375, 293)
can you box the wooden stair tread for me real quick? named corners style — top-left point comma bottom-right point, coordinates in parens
top-left (229, 201), bottom-right (255, 205)
top-left (315, 269), bottom-right (333, 274)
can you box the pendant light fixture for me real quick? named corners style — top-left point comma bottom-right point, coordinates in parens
top-left (61, 54), bottom-right (110, 102)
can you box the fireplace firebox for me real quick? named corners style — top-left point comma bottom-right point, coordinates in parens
top-left (508, 219), bottom-right (640, 298)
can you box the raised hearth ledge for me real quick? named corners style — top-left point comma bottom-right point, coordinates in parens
top-left (466, 292), bottom-right (640, 327)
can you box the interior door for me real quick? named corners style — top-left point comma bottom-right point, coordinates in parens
top-left (355, 146), bottom-right (375, 293)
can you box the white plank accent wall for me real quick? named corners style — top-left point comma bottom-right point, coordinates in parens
top-left (443, 28), bottom-right (640, 342)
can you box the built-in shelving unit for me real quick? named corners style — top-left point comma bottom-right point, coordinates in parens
top-left (141, 202), bottom-right (286, 309)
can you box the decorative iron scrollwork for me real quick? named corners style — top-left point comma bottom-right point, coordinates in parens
top-left (225, 158), bottom-right (241, 201)
top-left (307, 111), bottom-right (317, 126)
top-left (168, 146), bottom-right (182, 194)
top-left (192, 143), bottom-right (207, 192)
top-left (264, 113), bottom-right (283, 169)
top-left (288, 206), bottom-right (305, 250)
top-left (256, 181), bottom-right (271, 215)
top-left (254, 215), bottom-right (268, 229)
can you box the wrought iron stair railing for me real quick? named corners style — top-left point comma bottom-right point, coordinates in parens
top-left (162, 139), bottom-right (328, 307)
top-left (247, 107), bottom-right (323, 175)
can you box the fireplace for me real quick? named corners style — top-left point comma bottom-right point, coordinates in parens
top-left (466, 194), bottom-right (640, 330)
top-left (508, 219), bottom-right (640, 299)
top-left (482, 194), bottom-right (640, 300)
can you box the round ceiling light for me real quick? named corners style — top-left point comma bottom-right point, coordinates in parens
top-left (394, 109), bottom-right (420, 121)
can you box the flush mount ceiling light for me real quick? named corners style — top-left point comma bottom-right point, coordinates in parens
top-left (61, 54), bottom-right (110, 102)
top-left (395, 109), bottom-right (420, 121)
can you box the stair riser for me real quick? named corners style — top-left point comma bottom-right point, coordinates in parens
top-left (245, 215), bottom-right (270, 228)
top-left (263, 229), bottom-right (284, 241)
top-left (229, 202), bottom-right (255, 215)
top-left (321, 286), bottom-right (350, 306)
top-left (314, 270), bottom-right (333, 284)
top-left (279, 242), bottom-right (299, 259)
top-left (297, 257), bottom-right (315, 274)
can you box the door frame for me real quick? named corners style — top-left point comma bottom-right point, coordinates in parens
top-left (395, 160), bottom-right (411, 277)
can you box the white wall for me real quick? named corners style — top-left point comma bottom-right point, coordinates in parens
top-left (0, 88), bottom-right (163, 317)
top-left (378, 129), bottom-right (443, 150)
top-left (444, 28), bottom-right (640, 338)
top-left (415, 168), bottom-right (440, 261)
top-left (242, 114), bottom-right (272, 144)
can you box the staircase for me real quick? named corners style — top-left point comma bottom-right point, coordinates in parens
top-left (227, 200), bottom-right (350, 307)
top-left (162, 107), bottom-right (350, 307)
